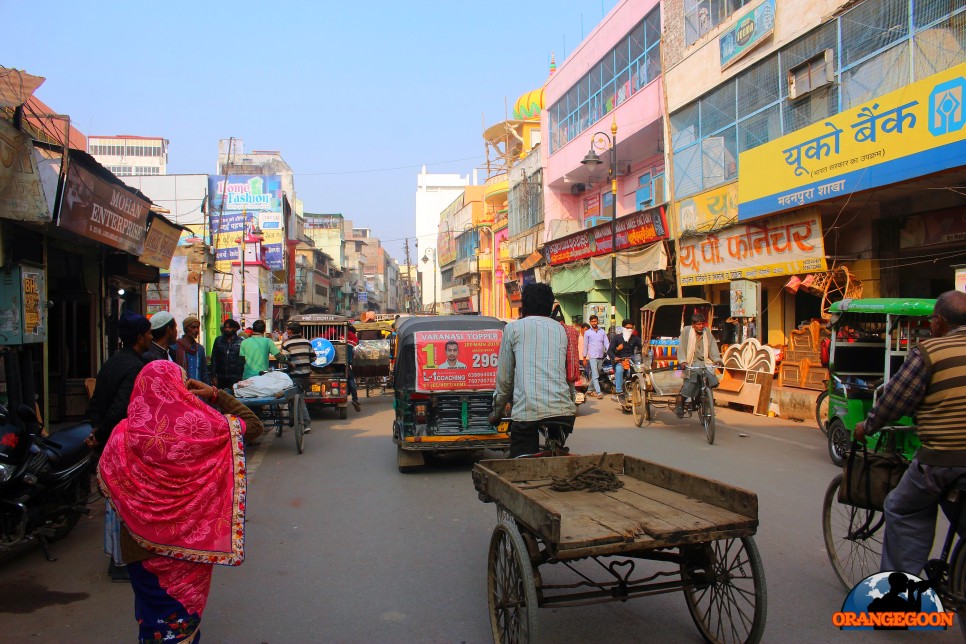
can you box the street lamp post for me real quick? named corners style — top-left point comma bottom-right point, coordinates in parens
top-left (421, 248), bottom-right (437, 314)
top-left (581, 117), bottom-right (619, 333)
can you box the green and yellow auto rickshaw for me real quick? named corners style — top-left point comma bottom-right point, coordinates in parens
top-left (824, 298), bottom-right (935, 466)
top-left (391, 315), bottom-right (509, 472)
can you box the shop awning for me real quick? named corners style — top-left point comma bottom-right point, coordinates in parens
top-left (589, 243), bottom-right (667, 281)
top-left (519, 251), bottom-right (543, 271)
top-left (550, 263), bottom-right (592, 294)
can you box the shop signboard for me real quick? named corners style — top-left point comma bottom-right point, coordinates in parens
top-left (730, 279), bottom-right (759, 317)
top-left (59, 164), bottom-right (150, 255)
top-left (0, 263), bottom-right (46, 344)
top-left (674, 182), bottom-right (738, 234)
top-left (544, 206), bottom-right (669, 266)
top-left (719, 0), bottom-right (775, 69)
top-left (208, 175), bottom-right (284, 271)
top-left (739, 61), bottom-right (966, 221)
top-left (679, 210), bottom-right (827, 285)
top-left (139, 216), bottom-right (183, 269)
top-left (583, 193), bottom-right (600, 219)
top-left (0, 120), bottom-right (51, 223)
top-left (414, 329), bottom-right (502, 392)
top-left (956, 265), bottom-right (966, 292)
top-left (451, 284), bottom-right (472, 299)
top-left (899, 209), bottom-right (966, 249)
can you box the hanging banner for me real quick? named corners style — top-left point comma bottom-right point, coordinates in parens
top-left (208, 175), bottom-right (284, 271)
top-left (59, 163), bottom-right (150, 255)
top-left (544, 206), bottom-right (669, 266)
top-left (739, 61), bottom-right (966, 221)
top-left (139, 216), bottom-right (183, 269)
top-left (0, 120), bottom-right (51, 222)
top-left (415, 329), bottom-right (502, 392)
top-left (679, 210), bottom-right (827, 285)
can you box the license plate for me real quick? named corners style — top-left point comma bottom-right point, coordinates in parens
top-left (311, 384), bottom-right (322, 393)
top-left (498, 421), bottom-right (510, 432)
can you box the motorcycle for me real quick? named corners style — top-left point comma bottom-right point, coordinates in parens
top-left (0, 403), bottom-right (94, 560)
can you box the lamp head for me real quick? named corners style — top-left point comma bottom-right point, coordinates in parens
top-left (421, 255), bottom-right (429, 264)
top-left (581, 149), bottom-right (603, 167)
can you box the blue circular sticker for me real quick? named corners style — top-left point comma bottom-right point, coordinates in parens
top-left (310, 337), bottom-right (335, 368)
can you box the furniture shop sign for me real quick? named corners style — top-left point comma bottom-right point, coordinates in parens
top-left (738, 62), bottom-right (966, 221)
top-left (414, 329), bottom-right (502, 392)
top-left (544, 206), bottom-right (669, 266)
top-left (679, 210), bottom-right (828, 285)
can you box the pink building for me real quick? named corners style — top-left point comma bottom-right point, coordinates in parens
top-left (541, 0), bottom-right (670, 324)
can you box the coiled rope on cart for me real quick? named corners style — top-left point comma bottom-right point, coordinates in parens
top-left (523, 454), bottom-right (624, 493)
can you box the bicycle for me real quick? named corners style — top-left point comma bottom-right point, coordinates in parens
top-left (822, 427), bottom-right (966, 637)
top-left (677, 364), bottom-right (717, 445)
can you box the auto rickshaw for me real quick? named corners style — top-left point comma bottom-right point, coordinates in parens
top-left (354, 320), bottom-right (394, 396)
top-left (823, 298), bottom-right (934, 465)
top-left (392, 315), bottom-right (510, 472)
top-left (287, 313), bottom-right (351, 419)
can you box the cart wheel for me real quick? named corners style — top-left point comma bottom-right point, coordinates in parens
top-left (827, 419), bottom-right (849, 467)
top-left (488, 520), bottom-right (539, 644)
top-left (701, 386), bottom-right (716, 445)
top-left (822, 473), bottom-right (883, 591)
top-left (815, 391), bottom-right (830, 436)
top-left (682, 536), bottom-right (766, 644)
top-left (630, 380), bottom-right (645, 427)
top-left (947, 534), bottom-right (966, 639)
top-left (339, 406), bottom-right (348, 420)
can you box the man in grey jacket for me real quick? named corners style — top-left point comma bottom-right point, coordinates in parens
top-left (675, 312), bottom-right (721, 418)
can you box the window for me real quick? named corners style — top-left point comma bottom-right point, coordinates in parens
top-left (685, 0), bottom-right (753, 48)
top-left (635, 172), bottom-right (652, 209)
top-left (788, 50), bottom-right (834, 99)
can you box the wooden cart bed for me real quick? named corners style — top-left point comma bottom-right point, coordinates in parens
top-left (473, 454), bottom-right (758, 559)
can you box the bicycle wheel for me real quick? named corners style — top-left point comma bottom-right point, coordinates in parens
top-left (631, 379), bottom-right (646, 427)
top-left (822, 474), bottom-right (884, 591)
top-left (701, 385), bottom-right (715, 445)
top-left (948, 536), bottom-right (966, 638)
top-left (815, 391), bottom-right (830, 436)
top-left (681, 536), bottom-right (767, 644)
top-left (488, 519), bottom-right (539, 644)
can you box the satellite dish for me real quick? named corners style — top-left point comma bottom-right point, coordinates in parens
top-left (310, 337), bottom-right (335, 368)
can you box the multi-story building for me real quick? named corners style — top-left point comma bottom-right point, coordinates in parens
top-left (303, 212), bottom-right (347, 313)
top-left (294, 245), bottom-right (332, 311)
top-left (88, 135), bottom-right (168, 176)
top-left (541, 0), bottom-right (669, 326)
top-left (663, 0), bottom-right (966, 350)
top-left (437, 187), bottom-right (485, 314)
top-left (415, 167), bottom-right (471, 312)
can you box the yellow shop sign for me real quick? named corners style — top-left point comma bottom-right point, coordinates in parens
top-left (738, 62), bottom-right (966, 221)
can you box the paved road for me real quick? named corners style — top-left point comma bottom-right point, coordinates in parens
top-left (0, 394), bottom-right (960, 642)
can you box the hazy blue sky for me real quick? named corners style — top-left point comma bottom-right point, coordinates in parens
top-left (5, 0), bottom-right (618, 261)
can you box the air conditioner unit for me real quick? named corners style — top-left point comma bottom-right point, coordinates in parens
top-left (570, 183), bottom-right (586, 195)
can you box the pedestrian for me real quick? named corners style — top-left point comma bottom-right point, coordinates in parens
top-left (345, 325), bottom-right (362, 412)
top-left (239, 319), bottom-right (284, 380)
top-left (86, 310), bottom-right (152, 583)
top-left (173, 315), bottom-right (209, 384)
top-left (98, 361), bottom-right (263, 643)
top-left (675, 312), bottom-right (721, 418)
top-left (210, 319), bottom-right (245, 393)
top-left (143, 311), bottom-right (177, 362)
top-left (579, 322), bottom-right (591, 384)
top-left (552, 309), bottom-right (581, 400)
top-left (855, 290), bottom-right (966, 576)
top-left (583, 315), bottom-right (609, 399)
top-left (608, 318), bottom-right (643, 403)
top-left (281, 320), bottom-right (314, 434)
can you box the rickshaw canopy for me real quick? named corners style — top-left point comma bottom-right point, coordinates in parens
top-left (640, 297), bottom-right (713, 313)
top-left (829, 298), bottom-right (936, 317)
top-left (393, 315), bottom-right (505, 392)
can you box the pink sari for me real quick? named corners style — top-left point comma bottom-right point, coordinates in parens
top-left (99, 361), bottom-right (247, 641)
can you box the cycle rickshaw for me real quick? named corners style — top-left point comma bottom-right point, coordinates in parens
top-left (626, 297), bottom-right (718, 444)
top-left (353, 320), bottom-right (393, 396)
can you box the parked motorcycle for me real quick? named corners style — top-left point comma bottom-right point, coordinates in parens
top-left (0, 403), bottom-right (94, 560)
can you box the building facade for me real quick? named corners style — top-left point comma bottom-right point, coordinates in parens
top-left (415, 167), bottom-right (471, 312)
top-left (88, 134), bottom-right (168, 176)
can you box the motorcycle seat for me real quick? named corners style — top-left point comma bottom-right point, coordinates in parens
top-left (43, 422), bottom-right (92, 468)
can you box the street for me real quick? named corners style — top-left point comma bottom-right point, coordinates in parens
top-left (0, 394), bottom-right (961, 643)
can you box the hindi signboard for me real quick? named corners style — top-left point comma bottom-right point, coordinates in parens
top-left (415, 329), bottom-right (502, 392)
top-left (679, 210), bottom-right (827, 286)
top-left (544, 206), bottom-right (669, 266)
top-left (739, 61), bottom-right (966, 221)
top-left (139, 216), bottom-right (182, 269)
top-left (59, 164), bottom-right (150, 255)
top-left (0, 120), bottom-right (51, 223)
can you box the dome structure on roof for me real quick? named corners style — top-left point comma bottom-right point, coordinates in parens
top-left (513, 88), bottom-right (544, 120)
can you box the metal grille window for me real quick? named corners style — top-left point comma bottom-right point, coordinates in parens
top-left (549, 7), bottom-right (661, 154)
top-left (508, 168), bottom-right (544, 237)
top-left (670, 0), bottom-right (966, 200)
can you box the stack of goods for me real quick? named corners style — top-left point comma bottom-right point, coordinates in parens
top-left (354, 339), bottom-right (391, 363)
top-left (649, 338), bottom-right (679, 369)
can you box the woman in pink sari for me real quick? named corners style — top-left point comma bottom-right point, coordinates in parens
top-left (99, 360), bottom-right (263, 643)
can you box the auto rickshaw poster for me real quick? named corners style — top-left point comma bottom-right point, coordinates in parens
top-left (414, 330), bottom-right (502, 392)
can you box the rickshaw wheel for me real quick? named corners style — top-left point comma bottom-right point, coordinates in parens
top-left (681, 536), bottom-right (766, 644)
top-left (822, 473), bottom-right (884, 591)
top-left (630, 380), bottom-right (646, 427)
top-left (488, 519), bottom-right (539, 644)
top-left (701, 386), bottom-right (716, 445)
top-left (815, 391), bottom-right (830, 436)
top-left (827, 419), bottom-right (849, 467)
top-left (339, 406), bottom-right (348, 420)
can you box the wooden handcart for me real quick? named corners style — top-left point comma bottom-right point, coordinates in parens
top-left (473, 454), bottom-right (766, 643)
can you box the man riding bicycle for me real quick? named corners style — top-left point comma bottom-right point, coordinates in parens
top-left (488, 283), bottom-right (576, 457)
top-left (856, 290), bottom-right (966, 576)
top-left (675, 313), bottom-right (721, 418)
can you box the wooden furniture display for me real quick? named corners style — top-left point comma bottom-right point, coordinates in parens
top-left (715, 338), bottom-right (776, 415)
top-left (778, 320), bottom-right (830, 391)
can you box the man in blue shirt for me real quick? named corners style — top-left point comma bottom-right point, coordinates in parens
top-left (583, 315), bottom-right (609, 399)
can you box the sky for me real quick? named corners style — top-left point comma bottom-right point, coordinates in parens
top-left (4, 0), bottom-right (619, 262)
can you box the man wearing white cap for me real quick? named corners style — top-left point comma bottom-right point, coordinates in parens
top-left (143, 311), bottom-right (178, 362)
